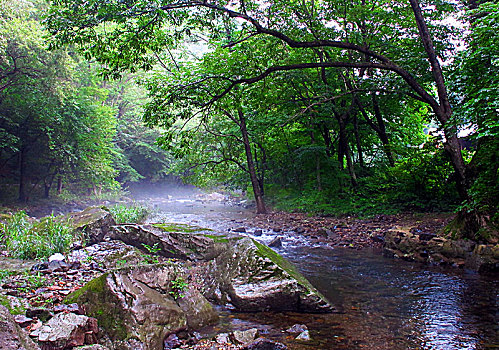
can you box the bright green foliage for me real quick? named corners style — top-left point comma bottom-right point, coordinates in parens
top-left (169, 276), bottom-right (187, 300)
top-left (109, 203), bottom-right (150, 224)
top-left (1, 211), bottom-right (74, 259)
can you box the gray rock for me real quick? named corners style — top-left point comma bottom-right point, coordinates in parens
top-left (66, 264), bottom-right (217, 350)
top-left (233, 227), bottom-right (247, 233)
top-left (286, 324), bottom-right (307, 333)
top-left (66, 207), bottom-right (116, 245)
top-left (216, 333), bottom-right (230, 344)
top-left (253, 229), bottom-right (263, 236)
top-left (0, 305), bottom-right (41, 350)
top-left (242, 338), bottom-right (288, 350)
top-left (30, 312), bottom-right (98, 349)
top-left (232, 328), bottom-right (258, 344)
top-left (195, 238), bottom-right (333, 312)
top-left (268, 236), bottom-right (282, 248)
top-left (74, 345), bottom-right (110, 350)
top-left (295, 330), bottom-right (311, 341)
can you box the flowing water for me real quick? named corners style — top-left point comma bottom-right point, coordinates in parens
top-left (133, 186), bottom-right (499, 350)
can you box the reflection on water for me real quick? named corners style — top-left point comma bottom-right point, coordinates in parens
top-left (282, 246), bottom-right (499, 349)
top-left (137, 188), bottom-right (498, 350)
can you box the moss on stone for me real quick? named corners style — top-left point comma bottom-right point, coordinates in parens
top-left (153, 223), bottom-right (212, 233)
top-left (251, 239), bottom-right (316, 292)
top-left (65, 273), bottom-right (129, 340)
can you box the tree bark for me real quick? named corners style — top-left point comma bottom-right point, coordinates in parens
top-left (238, 108), bottom-right (267, 214)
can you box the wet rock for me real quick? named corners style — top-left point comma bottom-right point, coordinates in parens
top-left (242, 338), bottom-right (288, 350)
top-left (196, 238), bottom-right (333, 313)
top-left (0, 305), bottom-right (41, 350)
top-left (231, 328), bottom-right (258, 344)
top-left (164, 334), bottom-right (182, 349)
top-left (30, 312), bottom-right (98, 349)
top-left (286, 324), bottom-right (307, 333)
top-left (233, 227), bottom-right (247, 233)
top-left (253, 229), bottom-right (263, 236)
top-left (176, 286), bottom-right (219, 329)
top-left (295, 330), bottom-right (311, 341)
top-left (268, 236), bottom-right (282, 248)
top-left (216, 333), bottom-right (230, 344)
top-left (74, 345), bottom-right (110, 350)
top-left (294, 227), bottom-right (305, 234)
top-left (384, 230), bottom-right (498, 272)
top-left (66, 206), bottom-right (116, 245)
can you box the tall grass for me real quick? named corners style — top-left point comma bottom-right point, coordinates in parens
top-left (1, 211), bottom-right (74, 259)
top-left (109, 203), bottom-right (150, 224)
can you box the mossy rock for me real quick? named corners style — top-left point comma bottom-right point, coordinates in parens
top-left (65, 264), bottom-right (218, 350)
top-left (152, 223), bottom-right (212, 233)
top-left (194, 237), bottom-right (333, 313)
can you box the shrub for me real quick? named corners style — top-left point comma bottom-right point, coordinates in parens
top-left (109, 203), bottom-right (150, 224)
top-left (1, 211), bottom-right (74, 259)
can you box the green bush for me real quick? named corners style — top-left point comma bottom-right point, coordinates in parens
top-left (1, 211), bottom-right (74, 259)
top-left (109, 203), bottom-right (150, 224)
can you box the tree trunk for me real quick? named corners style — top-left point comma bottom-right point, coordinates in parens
top-left (238, 109), bottom-right (267, 214)
top-left (409, 0), bottom-right (468, 201)
top-left (18, 148), bottom-right (27, 202)
top-left (371, 94), bottom-right (395, 166)
top-left (57, 176), bottom-right (63, 194)
top-left (352, 113), bottom-right (365, 168)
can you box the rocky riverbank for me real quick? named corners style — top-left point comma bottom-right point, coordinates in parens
top-left (0, 207), bottom-right (332, 350)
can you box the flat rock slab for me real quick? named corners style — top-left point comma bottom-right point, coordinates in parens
top-left (30, 312), bottom-right (98, 349)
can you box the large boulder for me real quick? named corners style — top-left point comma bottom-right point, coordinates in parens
top-left (66, 207), bottom-right (116, 245)
top-left (65, 264), bottom-right (218, 350)
top-left (193, 237), bottom-right (333, 312)
top-left (109, 224), bottom-right (224, 260)
top-left (0, 305), bottom-right (41, 350)
top-left (108, 225), bottom-right (332, 312)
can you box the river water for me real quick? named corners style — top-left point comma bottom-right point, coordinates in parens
top-left (134, 188), bottom-right (498, 350)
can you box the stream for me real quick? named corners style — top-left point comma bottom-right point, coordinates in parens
top-left (132, 185), bottom-right (499, 350)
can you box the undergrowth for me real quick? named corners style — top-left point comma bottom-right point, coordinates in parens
top-left (109, 203), bottom-right (150, 224)
top-left (0, 211), bottom-right (74, 259)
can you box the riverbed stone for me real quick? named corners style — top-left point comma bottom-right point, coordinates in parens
top-left (0, 305), bottom-right (41, 350)
top-left (384, 229), bottom-right (499, 272)
top-left (231, 328), bottom-right (258, 344)
top-left (242, 338), bottom-right (288, 350)
top-left (30, 312), bottom-right (98, 349)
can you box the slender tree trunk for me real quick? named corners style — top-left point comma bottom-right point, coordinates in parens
top-left (409, 0), bottom-right (468, 200)
top-left (238, 109), bottom-right (267, 214)
top-left (18, 148), bottom-right (26, 202)
top-left (57, 176), bottom-right (63, 194)
top-left (352, 114), bottom-right (365, 168)
top-left (371, 94), bottom-right (395, 166)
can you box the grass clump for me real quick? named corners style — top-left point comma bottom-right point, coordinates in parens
top-left (0, 211), bottom-right (74, 259)
top-left (109, 203), bottom-right (150, 224)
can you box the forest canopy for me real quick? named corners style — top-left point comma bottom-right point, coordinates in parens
top-left (1, 0), bottom-right (497, 240)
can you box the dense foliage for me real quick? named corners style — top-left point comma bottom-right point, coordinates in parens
top-left (0, 0), bottom-right (497, 239)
